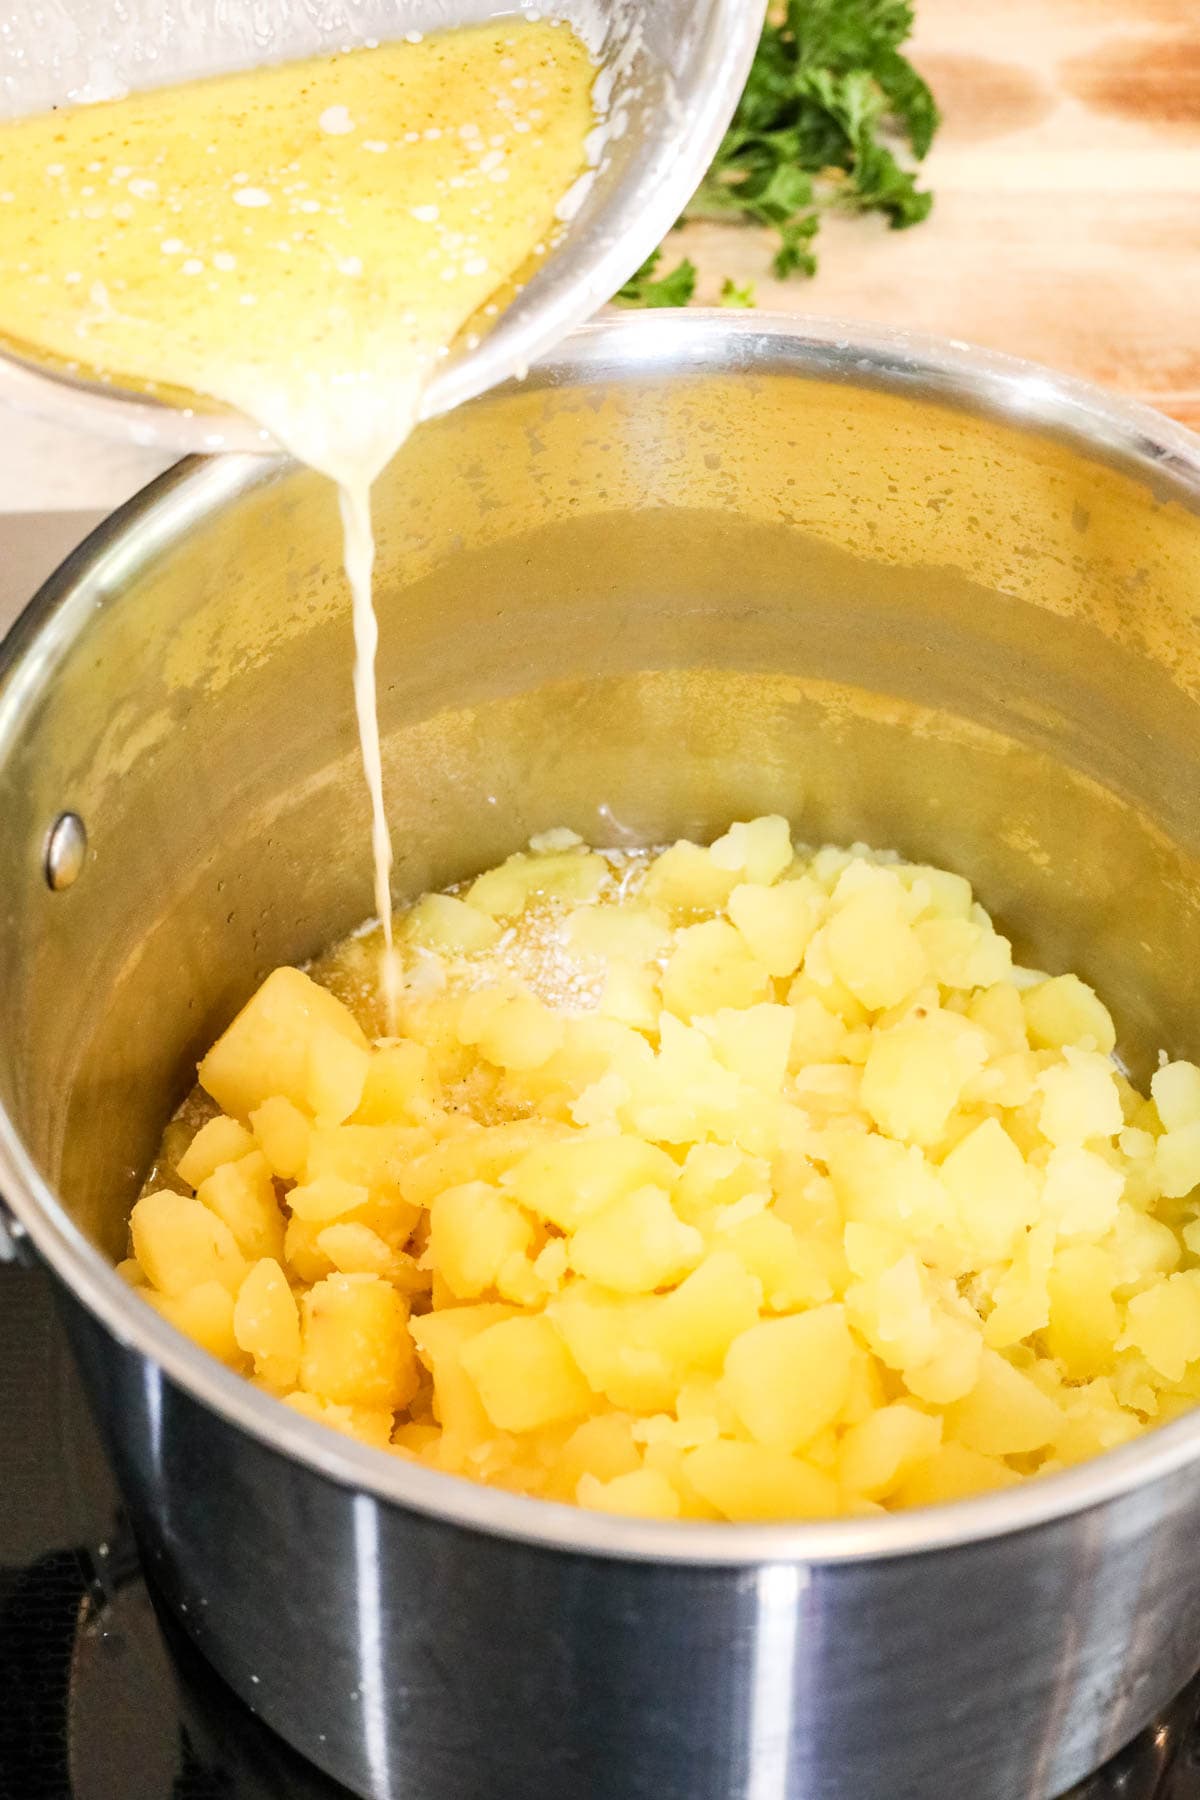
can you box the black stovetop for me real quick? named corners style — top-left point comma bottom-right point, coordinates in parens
top-left (3, 1261), bottom-right (1200, 1800)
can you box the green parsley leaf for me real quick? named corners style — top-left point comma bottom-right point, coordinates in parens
top-left (719, 277), bottom-right (757, 308)
top-left (614, 249), bottom-right (698, 309)
top-left (616, 0), bottom-right (939, 303)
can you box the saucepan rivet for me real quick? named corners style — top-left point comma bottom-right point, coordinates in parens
top-left (44, 812), bottom-right (87, 892)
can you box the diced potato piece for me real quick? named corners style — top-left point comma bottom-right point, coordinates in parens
top-left (307, 1026), bottom-right (370, 1126)
top-left (947, 1348), bottom-right (1063, 1455)
top-left (196, 1151), bottom-right (285, 1262)
top-left (701, 1004), bottom-right (793, 1095)
top-left (722, 1305), bottom-right (854, 1453)
top-left (1151, 1061), bottom-right (1200, 1133)
top-left (550, 1285), bottom-right (677, 1412)
top-left (1037, 1050), bottom-right (1122, 1147)
top-left (683, 1440), bottom-right (840, 1521)
top-left (300, 1274), bottom-right (417, 1411)
top-left (409, 1303), bottom-right (517, 1451)
top-left (827, 1134), bottom-right (955, 1245)
top-left (282, 1391), bottom-right (395, 1449)
top-left (839, 1402), bottom-right (942, 1499)
top-left (655, 1252), bottom-right (763, 1373)
top-left (131, 1190), bottom-right (246, 1296)
top-left (577, 1468), bottom-right (680, 1519)
top-left (116, 1257), bottom-right (146, 1287)
top-left (354, 1041), bottom-right (439, 1126)
top-left (642, 840), bottom-right (740, 916)
top-left (569, 1186), bottom-right (703, 1293)
top-left (317, 1221), bottom-right (415, 1283)
top-left (967, 983), bottom-right (1029, 1055)
top-left (284, 1214), bottom-right (335, 1285)
top-left (429, 1181), bottom-right (534, 1300)
top-left (404, 891), bottom-right (503, 953)
top-left (662, 920), bottom-right (772, 1020)
top-left (825, 889), bottom-right (928, 1011)
top-left (916, 918), bottom-right (1012, 992)
top-left (940, 1119), bottom-right (1040, 1266)
top-left (1046, 1246), bottom-right (1120, 1378)
top-left (896, 1443), bottom-right (1020, 1508)
top-left (399, 1119), bottom-right (561, 1209)
top-left (1107, 1204), bottom-right (1180, 1293)
top-left (1054, 1378), bottom-right (1143, 1466)
top-left (251, 1095), bottom-right (311, 1180)
top-left (566, 904), bottom-right (672, 964)
top-left (1022, 974), bottom-right (1116, 1055)
top-left (144, 1279), bottom-right (240, 1364)
top-left (600, 962), bottom-right (660, 1032)
top-left (728, 879), bottom-right (823, 978)
top-left (1040, 1146), bottom-right (1124, 1241)
top-left (545, 1414), bottom-right (643, 1502)
top-left (1155, 1122), bottom-right (1200, 1200)
top-left (1118, 1271), bottom-right (1200, 1381)
top-left (177, 1115), bottom-right (255, 1189)
top-left (786, 994), bottom-right (851, 1065)
top-left (200, 967), bottom-right (368, 1119)
top-left (894, 863), bottom-right (971, 919)
top-left (508, 1134), bottom-right (678, 1232)
top-left (984, 1223), bottom-right (1055, 1348)
top-left (717, 1211), bottom-right (833, 1312)
top-left (233, 1257), bottom-right (301, 1389)
top-left (860, 1011), bottom-right (987, 1146)
top-left (460, 1315), bottom-right (591, 1432)
top-left (287, 1174), bottom-right (369, 1224)
top-left (306, 1124), bottom-right (424, 1233)
top-left (709, 816), bottom-right (794, 886)
top-left (466, 849), bottom-right (607, 917)
top-left (675, 1143), bottom-right (770, 1227)
top-left (457, 984), bottom-right (564, 1072)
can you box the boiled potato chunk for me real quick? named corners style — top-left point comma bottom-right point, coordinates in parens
top-left (839, 1402), bottom-right (941, 1500)
top-left (133, 821), bottom-right (1200, 1521)
top-left (429, 1181), bottom-right (534, 1300)
top-left (177, 1115), bottom-right (255, 1188)
top-left (568, 1186), bottom-right (703, 1293)
top-left (132, 1190), bottom-right (246, 1296)
top-left (144, 1279), bottom-right (240, 1364)
top-left (722, 1305), bottom-right (854, 1454)
top-left (234, 1257), bottom-right (301, 1389)
top-left (196, 1151), bottom-right (285, 1262)
top-left (683, 1440), bottom-right (840, 1521)
top-left (200, 966), bottom-right (367, 1119)
top-left (300, 1274), bottom-right (417, 1410)
top-left (460, 1315), bottom-right (591, 1432)
top-left (577, 1467), bottom-right (681, 1519)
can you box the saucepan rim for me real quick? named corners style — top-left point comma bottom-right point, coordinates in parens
top-left (4, 309), bottom-right (1200, 1566)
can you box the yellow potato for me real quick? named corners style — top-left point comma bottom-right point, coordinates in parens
top-left (133, 822), bottom-right (1200, 1522)
top-left (200, 966), bottom-right (368, 1119)
top-left (177, 1115), bottom-right (255, 1189)
top-left (131, 1190), bottom-right (246, 1296)
top-left (144, 1279), bottom-right (241, 1364)
top-left (721, 1305), bottom-right (854, 1454)
top-left (300, 1274), bottom-right (418, 1411)
top-left (234, 1257), bottom-right (301, 1389)
top-left (460, 1315), bottom-right (591, 1433)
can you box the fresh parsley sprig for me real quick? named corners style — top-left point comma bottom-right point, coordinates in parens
top-left (616, 0), bottom-right (938, 307)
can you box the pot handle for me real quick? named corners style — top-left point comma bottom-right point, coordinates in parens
top-left (0, 1197), bottom-right (36, 1268)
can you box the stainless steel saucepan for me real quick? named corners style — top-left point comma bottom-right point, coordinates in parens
top-left (4, 314), bottom-right (1200, 1800)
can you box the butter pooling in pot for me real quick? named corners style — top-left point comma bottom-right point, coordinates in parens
top-left (0, 21), bottom-right (600, 1017)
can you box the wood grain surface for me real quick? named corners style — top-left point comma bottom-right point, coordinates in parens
top-left (677, 0), bottom-right (1200, 427)
top-left (2, 0), bottom-right (1197, 509)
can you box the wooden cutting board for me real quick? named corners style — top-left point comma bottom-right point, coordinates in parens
top-left (677, 0), bottom-right (1200, 428)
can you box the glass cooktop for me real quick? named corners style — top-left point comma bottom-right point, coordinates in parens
top-left (2, 1261), bottom-right (1200, 1800)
